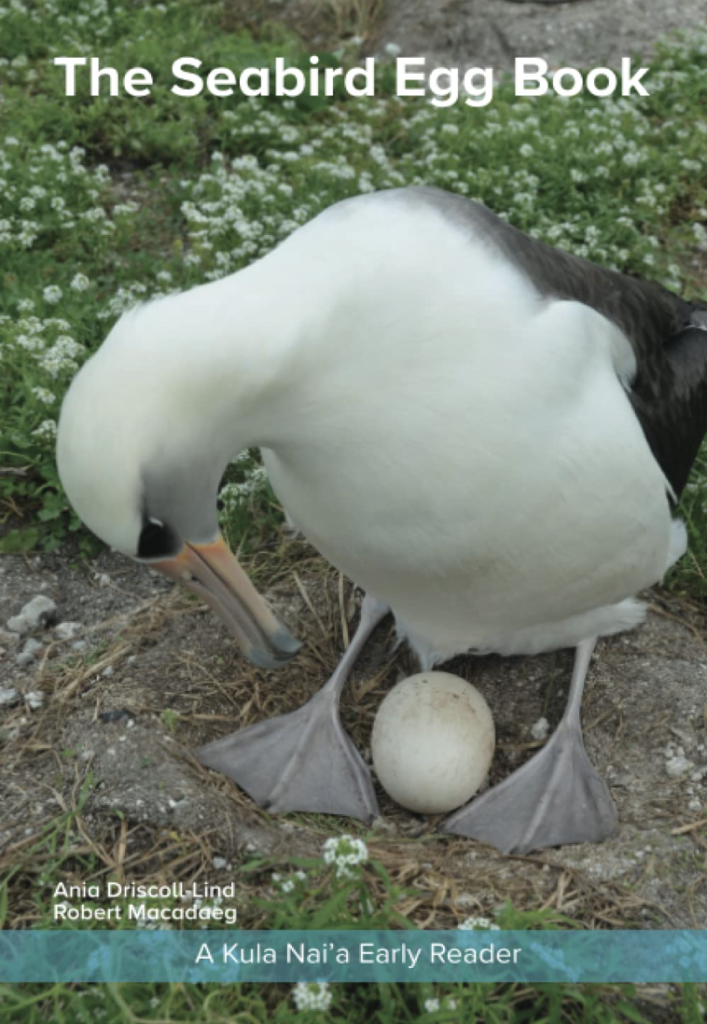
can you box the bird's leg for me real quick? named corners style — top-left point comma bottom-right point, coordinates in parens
top-left (197, 594), bottom-right (389, 821)
top-left (441, 638), bottom-right (619, 854)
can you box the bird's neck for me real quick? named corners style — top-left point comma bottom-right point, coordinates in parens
top-left (135, 259), bottom-right (320, 466)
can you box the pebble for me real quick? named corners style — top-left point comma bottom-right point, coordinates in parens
top-left (7, 595), bottom-right (57, 635)
top-left (16, 637), bottom-right (44, 668)
top-left (455, 893), bottom-right (475, 907)
top-left (0, 687), bottom-right (19, 706)
top-left (0, 628), bottom-right (19, 648)
top-left (530, 717), bottom-right (550, 741)
top-left (212, 856), bottom-right (228, 870)
top-left (612, 773), bottom-right (633, 788)
top-left (96, 573), bottom-right (111, 587)
top-left (665, 753), bottom-right (692, 778)
top-left (25, 691), bottom-right (44, 710)
top-left (55, 621), bottom-right (82, 641)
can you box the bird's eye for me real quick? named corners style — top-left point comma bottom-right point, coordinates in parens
top-left (137, 519), bottom-right (179, 560)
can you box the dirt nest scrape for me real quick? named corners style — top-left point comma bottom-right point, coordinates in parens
top-left (2, 536), bottom-right (707, 929)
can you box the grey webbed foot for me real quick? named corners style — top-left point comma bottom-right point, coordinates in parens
top-left (197, 594), bottom-right (389, 820)
top-left (197, 688), bottom-right (378, 819)
top-left (441, 637), bottom-right (618, 854)
top-left (440, 718), bottom-right (618, 854)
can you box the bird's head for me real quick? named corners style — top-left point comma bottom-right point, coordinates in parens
top-left (56, 299), bottom-right (301, 670)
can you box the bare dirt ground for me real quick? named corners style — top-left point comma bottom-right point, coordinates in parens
top-left (231, 0), bottom-right (707, 70)
top-left (2, 531), bottom-right (707, 931)
top-left (371, 0), bottom-right (707, 72)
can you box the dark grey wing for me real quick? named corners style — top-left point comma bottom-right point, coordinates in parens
top-left (403, 186), bottom-right (707, 499)
top-left (629, 323), bottom-right (707, 499)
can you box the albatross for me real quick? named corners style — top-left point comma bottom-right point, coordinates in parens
top-left (56, 186), bottom-right (707, 854)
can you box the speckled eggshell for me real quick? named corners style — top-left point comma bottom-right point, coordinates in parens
top-left (371, 672), bottom-right (495, 815)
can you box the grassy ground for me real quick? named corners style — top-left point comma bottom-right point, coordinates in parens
top-left (2, 791), bottom-right (706, 1022)
top-left (2, 1), bottom-right (706, 572)
top-left (2, 0), bottom-right (707, 1020)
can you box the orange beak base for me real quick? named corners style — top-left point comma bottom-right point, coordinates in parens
top-left (153, 536), bottom-right (301, 669)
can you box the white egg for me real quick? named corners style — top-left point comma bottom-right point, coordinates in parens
top-left (371, 671), bottom-right (495, 814)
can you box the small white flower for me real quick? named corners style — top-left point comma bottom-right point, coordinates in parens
top-left (458, 915), bottom-right (500, 930)
top-left (43, 285), bottom-right (62, 304)
top-left (322, 834), bottom-right (368, 878)
top-left (292, 981), bottom-right (332, 1012)
top-left (424, 997), bottom-right (440, 1012)
top-left (70, 272), bottom-right (90, 292)
top-left (32, 419), bottom-right (57, 440)
top-left (31, 386), bottom-right (55, 405)
top-left (385, 42), bottom-right (401, 58)
top-left (692, 223), bottom-right (707, 251)
top-left (15, 333), bottom-right (43, 352)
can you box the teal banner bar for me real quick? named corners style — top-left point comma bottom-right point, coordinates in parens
top-left (1, 930), bottom-right (707, 983)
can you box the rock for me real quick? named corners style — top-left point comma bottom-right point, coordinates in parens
top-left (666, 754), bottom-right (692, 778)
top-left (54, 621), bottom-right (82, 641)
top-left (7, 596), bottom-right (57, 635)
top-left (212, 856), bottom-right (228, 870)
top-left (25, 691), bottom-right (45, 710)
top-left (530, 716), bottom-right (550, 741)
top-left (0, 687), bottom-right (19, 706)
top-left (16, 637), bottom-right (44, 668)
top-left (374, 0), bottom-right (707, 74)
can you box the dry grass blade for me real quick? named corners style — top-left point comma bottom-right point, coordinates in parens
top-left (323, 0), bottom-right (386, 42)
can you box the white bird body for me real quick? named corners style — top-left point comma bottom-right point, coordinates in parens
top-left (252, 193), bottom-right (677, 664)
top-left (61, 189), bottom-right (680, 666)
top-left (58, 185), bottom-right (706, 852)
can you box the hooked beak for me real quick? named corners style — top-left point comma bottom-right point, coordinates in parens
top-left (153, 535), bottom-right (301, 669)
